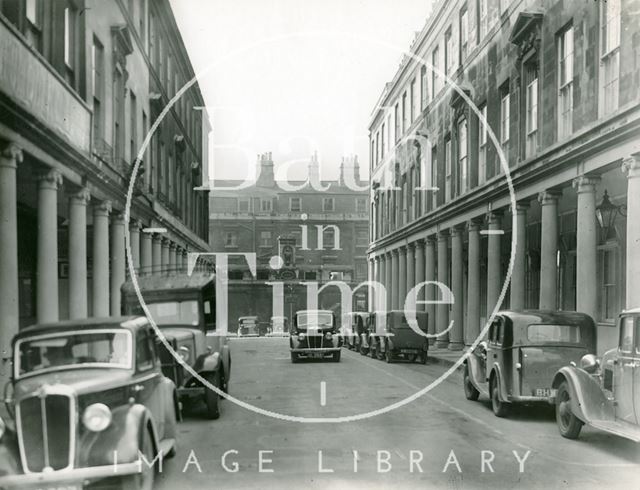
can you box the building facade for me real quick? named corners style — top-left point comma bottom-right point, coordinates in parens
top-left (209, 153), bottom-right (369, 329)
top-left (368, 0), bottom-right (640, 354)
top-left (0, 0), bottom-right (210, 384)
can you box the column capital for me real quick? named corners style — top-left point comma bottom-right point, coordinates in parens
top-left (510, 200), bottom-right (530, 214)
top-left (391, 248), bottom-right (399, 256)
top-left (437, 230), bottom-right (449, 241)
top-left (538, 190), bottom-right (562, 205)
top-left (0, 141), bottom-right (23, 168)
top-left (572, 175), bottom-right (600, 193)
top-left (450, 225), bottom-right (465, 237)
top-left (129, 219), bottom-right (143, 231)
top-left (486, 211), bottom-right (503, 225)
top-left (413, 239), bottom-right (425, 250)
top-left (622, 153), bottom-right (640, 179)
top-left (68, 187), bottom-right (91, 206)
top-left (169, 241), bottom-right (177, 250)
top-left (111, 211), bottom-right (126, 225)
top-left (153, 233), bottom-right (164, 244)
top-left (93, 200), bottom-right (112, 216)
top-left (467, 218), bottom-right (483, 232)
top-left (425, 235), bottom-right (437, 245)
top-left (161, 237), bottom-right (172, 246)
top-left (37, 168), bottom-right (63, 190)
top-left (407, 242), bottom-right (416, 251)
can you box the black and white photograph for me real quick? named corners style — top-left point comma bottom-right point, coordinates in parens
top-left (0, 0), bottom-right (639, 488)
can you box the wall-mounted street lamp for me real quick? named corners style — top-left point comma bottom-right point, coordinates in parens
top-left (596, 189), bottom-right (627, 242)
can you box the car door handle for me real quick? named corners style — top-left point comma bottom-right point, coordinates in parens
top-left (131, 384), bottom-right (145, 393)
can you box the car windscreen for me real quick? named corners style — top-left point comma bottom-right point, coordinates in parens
top-left (16, 330), bottom-right (132, 377)
top-left (297, 312), bottom-right (333, 327)
top-left (527, 324), bottom-right (581, 343)
top-left (133, 300), bottom-right (200, 326)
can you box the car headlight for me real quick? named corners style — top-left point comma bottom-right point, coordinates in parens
top-left (580, 354), bottom-right (599, 374)
top-left (298, 333), bottom-right (306, 341)
top-left (0, 416), bottom-right (5, 440)
top-left (178, 346), bottom-right (190, 362)
top-left (82, 403), bottom-right (112, 432)
top-left (325, 332), bottom-right (333, 340)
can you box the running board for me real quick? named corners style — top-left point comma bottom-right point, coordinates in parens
top-left (590, 421), bottom-right (640, 442)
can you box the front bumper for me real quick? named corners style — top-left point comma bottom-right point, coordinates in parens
top-left (291, 347), bottom-right (341, 354)
top-left (0, 461), bottom-right (141, 488)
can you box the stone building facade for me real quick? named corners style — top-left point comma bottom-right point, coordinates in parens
top-left (209, 153), bottom-right (369, 329)
top-left (368, 0), bottom-right (640, 354)
top-left (0, 0), bottom-right (210, 383)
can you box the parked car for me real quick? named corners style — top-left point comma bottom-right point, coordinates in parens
top-left (342, 312), bottom-right (368, 351)
top-left (121, 273), bottom-right (230, 420)
top-left (464, 310), bottom-right (597, 418)
top-left (290, 310), bottom-right (342, 362)
top-left (551, 309), bottom-right (640, 441)
top-left (366, 310), bottom-right (428, 363)
top-left (358, 311), bottom-right (384, 356)
top-left (0, 317), bottom-right (178, 490)
top-left (266, 316), bottom-right (289, 337)
top-left (237, 316), bottom-right (260, 338)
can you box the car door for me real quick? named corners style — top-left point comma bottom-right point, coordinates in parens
top-left (134, 328), bottom-right (166, 438)
top-left (485, 318), bottom-right (501, 382)
top-left (614, 316), bottom-right (637, 425)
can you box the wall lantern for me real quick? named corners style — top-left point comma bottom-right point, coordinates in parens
top-left (596, 190), bottom-right (627, 241)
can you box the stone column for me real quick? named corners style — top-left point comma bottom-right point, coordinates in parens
top-left (414, 240), bottom-right (425, 312)
top-left (68, 188), bottom-right (90, 319)
top-left (510, 202), bottom-right (529, 311)
top-left (436, 231), bottom-right (449, 349)
top-left (182, 249), bottom-right (188, 273)
top-left (168, 242), bottom-right (177, 274)
top-left (109, 212), bottom-right (126, 315)
top-left (378, 255), bottom-right (386, 312)
top-left (623, 155), bottom-right (640, 309)
top-left (92, 200), bottom-right (111, 317)
top-left (37, 169), bottom-right (63, 323)
top-left (140, 230), bottom-right (152, 276)
top-left (0, 143), bottom-right (23, 374)
top-left (466, 220), bottom-right (481, 344)
top-left (538, 191), bottom-right (561, 310)
top-left (370, 257), bottom-right (378, 311)
top-left (161, 238), bottom-right (171, 274)
top-left (486, 212), bottom-right (502, 318)
top-left (573, 176), bottom-right (599, 319)
top-left (425, 237), bottom-right (436, 343)
top-left (385, 252), bottom-right (393, 311)
top-left (152, 234), bottom-right (162, 275)
top-left (405, 243), bottom-right (415, 310)
top-left (391, 249), bottom-right (400, 310)
top-left (398, 246), bottom-right (407, 310)
top-left (450, 226), bottom-right (464, 350)
top-left (129, 220), bottom-right (141, 275)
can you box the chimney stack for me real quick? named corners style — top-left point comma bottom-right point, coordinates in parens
top-left (256, 151), bottom-right (274, 187)
top-left (308, 151), bottom-right (320, 185)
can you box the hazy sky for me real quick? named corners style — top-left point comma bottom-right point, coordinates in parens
top-left (169, 0), bottom-right (434, 182)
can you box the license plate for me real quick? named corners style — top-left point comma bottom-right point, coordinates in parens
top-left (309, 352), bottom-right (324, 359)
top-left (535, 388), bottom-right (556, 397)
top-left (400, 349), bottom-right (418, 354)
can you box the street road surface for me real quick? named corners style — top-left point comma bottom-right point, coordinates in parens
top-left (155, 338), bottom-right (640, 489)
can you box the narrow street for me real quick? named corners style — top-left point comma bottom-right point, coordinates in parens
top-left (156, 338), bottom-right (640, 489)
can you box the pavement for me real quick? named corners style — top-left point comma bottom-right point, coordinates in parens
top-left (155, 337), bottom-right (640, 490)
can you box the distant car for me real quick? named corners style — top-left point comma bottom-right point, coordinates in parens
top-left (237, 316), bottom-right (260, 338)
top-left (552, 309), bottom-right (640, 441)
top-left (464, 310), bottom-right (597, 418)
top-left (0, 317), bottom-right (178, 490)
top-left (267, 316), bottom-right (289, 337)
top-left (342, 312), bottom-right (368, 351)
top-left (290, 310), bottom-right (342, 362)
top-left (122, 273), bottom-right (230, 420)
top-left (364, 310), bottom-right (428, 363)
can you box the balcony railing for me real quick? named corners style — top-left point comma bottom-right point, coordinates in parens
top-left (0, 16), bottom-right (91, 154)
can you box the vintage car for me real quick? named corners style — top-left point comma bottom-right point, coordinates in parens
top-left (551, 309), bottom-right (640, 441)
top-left (0, 317), bottom-right (177, 490)
top-left (121, 273), bottom-right (230, 420)
top-left (366, 310), bottom-right (428, 364)
top-left (342, 312), bottom-right (368, 351)
top-left (237, 316), bottom-right (260, 338)
top-left (266, 316), bottom-right (289, 337)
top-left (464, 310), bottom-right (597, 418)
top-left (290, 310), bottom-right (342, 362)
top-left (358, 311), bottom-right (382, 356)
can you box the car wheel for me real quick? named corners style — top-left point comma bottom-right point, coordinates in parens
top-left (120, 425), bottom-right (156, 490)
top-left (419, 352), bottom-right (427, 365)
top-left (332, 351), bottom-right (341, 362)
top-left (463, 364), bottom-right (480, 401)
top-left (385, 343), bottom-right (394, 363)
top-left (370, 340), bottom-right (377, 359)
top-left (556, 381), bottom-right (583, 439)
top-left (359, 343), bottom-right (368, 356)
top-left (204, 372), bottom-right (221, 420)
top-left (490, 378), bottom-right (510, 417)
top-left (291, 352), bottom-right (299, 363)
top-left (406, 354), bottom-right (417, 362)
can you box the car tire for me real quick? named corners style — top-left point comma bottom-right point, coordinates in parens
top-left (291, 352), bottom-right (300, 363)
top-left (419, 352), bottom-right (427, 365)
top-left (359, 343), bottom-right (368, 356)
top-left (463, 364), bottom-right (480, 401)
top-left (204, 372), bottom-right (221, 420)
top-left (120, 425), bottom-right (156, 490)
top-left (385, 343), bottom-right (394, 363)
top-left (490, 378), bottom-right (510, 417)
top-left (370, 340), bottom-right (377, 359)
top-left (332, 351), bottom-right (341, 362)
top-left (556, 381), bottom-right (583, 439)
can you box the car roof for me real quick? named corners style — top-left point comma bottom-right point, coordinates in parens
top-left (499, 310), bottom-right (595, 325)
top-left (121, 273), bottom-right (214, 295)
top-left (14, 316), bottom-right (148, 342)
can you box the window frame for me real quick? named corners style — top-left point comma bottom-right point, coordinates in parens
top-left (289, 196), bottom-right (302, 212)
top-left (322, 197), bottom-right (335, 212)
top-left (557, 24), bottom-right (574, 139)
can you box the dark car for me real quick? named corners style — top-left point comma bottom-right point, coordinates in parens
top-left (0, 317), bottom-right (178, 490)
top-left (290, 310), bottom-right (342, 362)
top-left (121, 273), bottom-right (230, 420)
top-left (552, 308), bottom-right (640, 441)
top-left (464, 310), bottom-right (597, 417)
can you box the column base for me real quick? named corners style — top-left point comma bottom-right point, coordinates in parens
top-left (435, 340), bottom-right (449, 349)
top-left (447, 342), bottom-right (464, 351)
